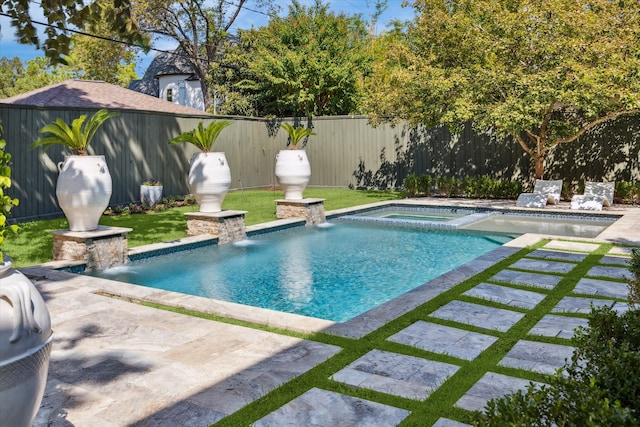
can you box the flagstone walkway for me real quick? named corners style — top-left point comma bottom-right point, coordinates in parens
top-left (20, 201), bottom-right (640, 426)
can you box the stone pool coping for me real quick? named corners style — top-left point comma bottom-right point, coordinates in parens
top-left (21, 199), bottom-right (640, 335)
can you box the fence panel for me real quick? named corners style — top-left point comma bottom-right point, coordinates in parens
top-left (0, 106), bottom-right (638, 221)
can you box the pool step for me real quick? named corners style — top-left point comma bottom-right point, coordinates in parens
top-left (338, 211), bottom-right (497, 230)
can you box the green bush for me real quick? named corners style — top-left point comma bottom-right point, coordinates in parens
top-left (474, 305), bottom-right (640, 426)
top-left (401, 174), bottom-right (522, 199)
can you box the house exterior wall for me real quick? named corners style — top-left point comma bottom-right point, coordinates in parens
top-left (0, 105), bottom-right (638, 221)
top-left (158, 75), bottom-right (204, 111)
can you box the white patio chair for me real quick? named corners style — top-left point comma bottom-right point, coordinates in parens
top-left (570, 181), bottom-right (615, 211)
top-left (516, 179), bottom-right (563, 208)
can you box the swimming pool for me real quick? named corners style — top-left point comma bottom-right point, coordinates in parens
top-left (88, 221), bottom-right (513, 322)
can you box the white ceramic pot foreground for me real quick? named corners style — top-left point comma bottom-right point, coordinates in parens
top-left (56, 155), bottom-right (112, 231)
top-left (0, 257), bottom-right (53, 427)
top-left (275, 149), bottom-right (311, 200)
top-left (188, 152), bottom-right (231, 212)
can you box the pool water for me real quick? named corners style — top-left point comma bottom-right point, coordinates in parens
top-left (89, 222), bottom-right (513, 322)
top-left (461, 214), bottom-right (615, 238)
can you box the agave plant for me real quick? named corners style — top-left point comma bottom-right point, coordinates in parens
top-left (281, 123), bottom-right (316, 149)
top-left (168, 120), bottom-right (232, 152)
top-left (31, 109), bottom-right (118, 155)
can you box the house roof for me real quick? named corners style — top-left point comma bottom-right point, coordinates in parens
top-left (128, 49), bottom-right (198, 97)
top-left (0, 79), bottom-right (211, 116)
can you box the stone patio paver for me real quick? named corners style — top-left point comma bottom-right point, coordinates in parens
top-left (553, 296), bottom-right (630, 314)
top-left (498, 340), bottom-right (575, 375)
top-left (489, 269), bottom-right (562, 289)
top-left (331, 349), bottom-right (459, 400)
top-left (574, 278), bottom-right (629, 299)
top-left (609, 246), bottom-right (636, 256)
top-left (526, 249), bottom-right (587, 262)
top-left (388, 321), bottom-right (498, 361)
top-left (430, 300), bottom-right (525, 332)
top-left (463, 283), bottom-right (546, 309)
top-left (599, 255), bottom-right (631, 265)
top-left (455, 372), bottom-right (542, 412)
top-left (253, 388), bottom-right (411, 427)
top-left (529, 314), bottom-right (589, 339)
top-left (586, 265), bottom-right (630, 280)
top-left (433, 418), bottom-right (471, 427)
top-left (509, 259), bottom-right (576, 274)
top-left (544, 241), bottom-right (600, 252)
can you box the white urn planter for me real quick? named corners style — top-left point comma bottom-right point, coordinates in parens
top-left (140, 185), bottom-right (163, 207)
top-left (56, 155), bottom-right (112, 231)
top-left (275, 149), bottom-right (311, 200)
top-left (188, 152), bottom-right (231, 212)
top-left (0, 257), bottom-right (53, 427)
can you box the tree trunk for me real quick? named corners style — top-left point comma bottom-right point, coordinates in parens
top-left (534, 153), bottom-right (545, 179)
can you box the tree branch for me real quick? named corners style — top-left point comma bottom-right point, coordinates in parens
top-left (509, 130), bottom-right (535, 157)
top-left (550, 109), bottom-right (640, 146)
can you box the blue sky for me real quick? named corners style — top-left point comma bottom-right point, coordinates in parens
top-left (0, 0), bottom-right (414, 76)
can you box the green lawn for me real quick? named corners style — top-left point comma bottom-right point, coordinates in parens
top-left (6, 188), bottom-right (403, 268)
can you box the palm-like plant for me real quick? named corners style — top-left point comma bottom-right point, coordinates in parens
top-left (281, 123), bottom-right (316, 149)
top-left (31, 109), bottom-right (118, 155)
top-left (168, 120), bottom-right (232, 152)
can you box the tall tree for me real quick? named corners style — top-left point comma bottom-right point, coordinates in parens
top-left (366, 0), bottom-right (640, 179)
top-left (216, 0), bottom-right (371, 117)
top-left (135, 0), bottom-right (276, 112)
top-left (0, 56), bottom-right (77, 97)
top-left (1, 0), bottom-right (146, 63)
top-left (66, 0), bottom-right (139, 87)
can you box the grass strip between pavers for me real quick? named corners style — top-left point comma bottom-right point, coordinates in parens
top-left (134, 239), bottom-right (626, 426)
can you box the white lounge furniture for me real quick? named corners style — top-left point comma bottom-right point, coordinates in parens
top-left (516, 179), bottom-right (563, 208)
top-left (570, 181), bottom-right (615, 211)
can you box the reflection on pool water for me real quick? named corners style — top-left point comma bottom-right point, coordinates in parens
top-left (88, 221), bottom-right (513, 322)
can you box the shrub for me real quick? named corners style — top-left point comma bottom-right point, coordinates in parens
top-left (474, 305), bottom-right (640, 425)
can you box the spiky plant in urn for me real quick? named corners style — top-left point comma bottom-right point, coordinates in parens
top-left (32, 109), bottom-right (118, 231)
top-left (275, 123), bottom-right (316, 200)
top-left (169, 120), bottom-right (233, 212)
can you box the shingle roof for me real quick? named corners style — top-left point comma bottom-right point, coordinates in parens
top-left (0, 79), bottom-right (211, 116)
top-left (128, 49), bottom-right (198, 97)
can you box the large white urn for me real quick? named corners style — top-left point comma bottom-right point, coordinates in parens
top-left (56, 155), bottom-right (112, 231)
top-left (188, 152), bottom-right (231, 212)
top-left (0, 257), bottom-right (53, 427)
top-left (275, 149), bottom-right (311, 200)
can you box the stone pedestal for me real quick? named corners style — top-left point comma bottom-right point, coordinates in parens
top-left (276, 198), bottom-right (325, 225)
top-left (52, 226), bottom-right (132, 271)
top-left (185, 210), bottom-right (247, 244)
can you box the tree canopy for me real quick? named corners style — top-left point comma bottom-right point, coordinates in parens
top-left (366, 0), bottom-right (640, 179)
top-left (0, 0), bottom-right (146, 63)
top-left (134, 0), bottom-right (276, 112)
top-left (214, 0), bottom-right (371, 117)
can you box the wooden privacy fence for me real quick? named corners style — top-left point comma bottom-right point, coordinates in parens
top-left (1, 105), bottom-right (639, 221)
